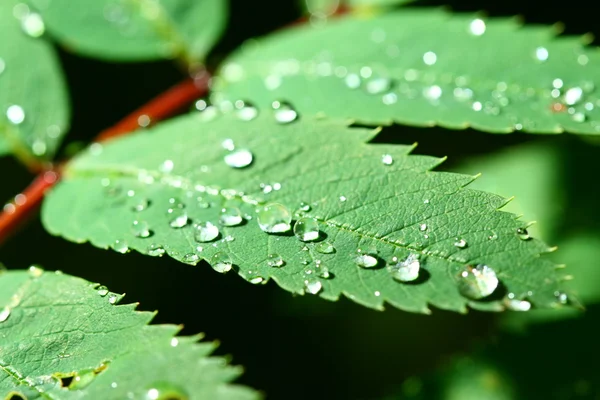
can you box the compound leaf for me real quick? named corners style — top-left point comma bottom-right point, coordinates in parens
top-left (0, 267), bottom-right (259, 399)
top-left (42, 113), bottom-right (570, 313)
top-left (212, 9), bottom-right (600, 135)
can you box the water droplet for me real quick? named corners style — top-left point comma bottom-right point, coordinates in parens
top-left (454, 239), bottom-right (468, 249)
top-left (159, 159), bottom-right (174, 173)
top-left (572, 112), bottom-right (586, 122)
top-left (472, 101), bottom-right (483, 111)
top-left (170, 338), bottom-right (179, 347)
top-left (488, 232), bottom-right (498, 241)
top-left (565, 87), bottom-right (583, 105)
top-left (469, 18), bottom-right (486, 36)
top-left (555, 291), bottom-right (568, 305)
top-left (305, 279), bottom-right (322, 294)
top-left (423, 85), bottom-right (442, 100)
top-left (316, 264), bottom-right (330, 279)
top-left (182, 253), bottom-right (200, 264)
top-left (382, 92), bottom-right (398, 105)
top-left (419, 224), bottom-right (427, 231)
top-left (220, 207), bottom-right (243, 226)
top-left (355, 254), bottom-right (378, 268)
top-left (131, 197), bottom-right (150, 212)
top-left (6, 105), bottom-right (25, 124)
top-left (381, 154), bottom-right (393, 165)
top-left (97, 285), bottom-right (109, 297)
top-left (148, 244), bottom-right (166, 257)
top-left (211, 252), bottom-right (232, 273)
top-left (389, 253), bottom-right (420, 282)
top-left (145, 382), bottom-right (188, 400)
top-left (108, 295), bottom-right (118, 304)
top-left (552, 78), bottom-right (564, 89)
top-left (457, 264), bottom-right (499, 299)
top-left (535, 47), bottom-right (549, 61)
top-left (344, 73), bottom-right (361, 89)
top-left (266, 253), bottom-right (285, 267)
top-left (249, 276), bottom-right (264, 284)
top-left (516, 228), bottom-right (530, 240)
top-left (21, 12), bottom-right (45, 37)
top-left (68, 368), bottom-right (96, 390)
top-left (316, 241), bottom-right (335, 254)
top-left (167, 209), bottom-right (188, 228)
top-left (194, 222), bottom-right (220, 242)
top-left (28, 264), bottom-right (44, 278)
top-left (339, 196), bottom-right (347, 202)
top-left (272, 100), bottom-right (298, 124)
top-left (132, 220), bottom-right (152, 238)
top-left (504, 294), bottom-right (531, 311)
top-left (113, 239), bottom-right (129, 254)
top-left (234, 100), bottom-right (258, 121)
top-left (224, 149), bottom-right (253, 168)
top-left (423, 51), bottom-right (437, 65)
top-left (365, 77), bottom-right (392, 94)
top-left (0, 306), bottom-right (11, 322)
top-left (293, 217), bottom-right (320, 242)
top-left (257, 203), bottom-right (292, 233)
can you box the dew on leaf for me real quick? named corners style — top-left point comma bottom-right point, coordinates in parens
top-left (339, 195), bottom-right (347, 202)
top-left (234, 100), bottom-right (258, 121)
top-left (249, 276), bottom-right (265, 284)
top-left (504, 294), bottom-right (532, 311)
top-left (221, 138), bottom-right (235, 151)
top-left (211, 252), bottom-right (232, 273)
top-left (113, 239), bottom-right (129, 254)
top-left (516, 228), bottom-right (530, 240)
top-left (354, 253), bottom-right (378, 268)
top-left (305, 279), bottom-right (322, 294)
top-left (224, 234), bottom-right (235, 242)
top-left (68, 368), bottom-right (96, 390)
top-left (0, 306), bottom-right (11, 323)
top-left (315, 265), bottom-right (330, 279)
top-left (382, 92), bottom-right (398, 105)
top-left (182, 253), bottom-right (200, 264)
top-left (344, 73), bottom-right (361, 89)
top-left (167, 208), bottom-right (188, 228)
top-left (159, 159), bottom-right (174, 173)
top-left (423, 85), bottom-right (442, 100)
top-left (469, 18), bottom-right (486, 36)
top-left (454, 239), bottom-right (468, 249)
top-left (220, 207), bottom-right (243, 226)
top-left (316, 241), bottom-right (335, 254)
top-left (389, 253), bottom-right (420, 282)
top-left (564, 87), bottom-right (583, 105)
top-left (170, 338), bottom-right (179, 347)
top-left (365, 77), bottom-right (392, 94)
top-left (423, 51), bottom-right (437, 65)
top-left (381, 154), bottom-right (393, 165)
top-left (21, 12), bottom-right (45, 38)
top-left (108, 295), bottom-right (118, 304)
top-left (272, 100), bottom-right (298, 124)
top-left (293, 217), bottom-right (320, 241)
top-left (147, 244), bottom-right (166, 257)
top-left (555, 291), bottom-right (568, 305)
top-left (419, 223), bottom-right (427, 231)
top-left (457, 264), bottom-right (499, 299)
top-left (267, 254), bottom-right (285, 267)
top-left (224, 149), bottom-right (253, 168)
top-left (132, 220), bottom-right (152, 238)
top-left (130, 197), bottom-right (150, 212)
top-left (194, 222), bottom-right (220, 242)
top-left (535, 46), bottom-right (549, 61)
top-left (145, 382), bottom-right (188, 400)
top-left (28, 264), bottom-right (44, 278)
top-left (6, 105), bottom-right (25, 124)
top-left (257, 203), bottom-right (292, 233)
top-left (96, 286), bottom-right (109, 297)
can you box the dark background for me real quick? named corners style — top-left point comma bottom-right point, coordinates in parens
top-left (1, 1), bottom-right (599, 399)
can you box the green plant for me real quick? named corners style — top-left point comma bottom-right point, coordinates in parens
top-left (1, 0), bottom-right (599, 398)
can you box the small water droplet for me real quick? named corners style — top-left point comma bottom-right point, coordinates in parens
top-left (159, 159), bottom-right (174, 173)
top-left (167, 209), bottom-right (188, 228)
top-left (355, 254), bottom-right (378, 268)
top-left (488, 232), bottom-right (498, 240)
top-left (454, 239), bottom-right (468, 249)
top-left (194, 222), bottom-right (220, 242)
top-left (535, 46), bottom-right (549, 61)
top-left (211, 252), bottom-right (232, 273)
top-left (147, 244), bottom-right (166, 257)
top-left (130, 197), bottom-right (150, 212)
top-left (113, 239), bottom-right (129, 254)
top-left (457, 264), bottom-right (499, 299)
top-left (21, 12), bottom-right (45, 37)
top-left (28, 264), bottom-right (44, 278)
top-left (272, 100), bottom-right (298, 124)
top-left (170, 338), bottom-right (179, 347)
top-left (182, 253), bottom-right (200, 264)
top-left (419, 224), bottom-right (427, 231)
top-left (516, 227), bottom-right (530, 240)
top-left (315, 264), bottom-right (330, 279)
top-left (220, 207), bottom-right (243, 226)
top-left (555, 291), bottom-right (568, 305)
top-left (257, 203), bottom-right (292, 233)
top-left (423, 85), bottom-right (442, 100)
top-left (389, 254), bottom-right (420, 282)
top-left (504, 294), bottom-right (531, 311)
top-left (294, 201), bottom-right (312, 216)
top-left (234, 100), bottom-right (258, 121)
top-left (108, 295), bottom-right (118, 304)
top-left (339, 196), bottom-right (347, 202)
top-left (224, 149), bottom-right (253, 168)
top-left (381, 154), bottom-right (393, 165)
top-left (423, 51), bottom-right (437, 65)
top-left (0, 306), bottom-right (11, 322)
top-left (469, 18), bottom-right (486, 36)
top-left (305, 279), bottom-right (322, 294)
top-left (249, 276), bottom-right (265, 284)
top-left (221, 138), bottom-right (235, 151)
top-left (145, 382), bottom-right (188, 400)
top-left (316, 241), bottom-right (335, 254)
top-left (293, 217), bottom-right (320, 241)
top-left (565, 87), bottom-right (583, 105)
top-left (97, 285), bottom-right (109, 297)
top-left (224, 234), bottom-right (235, 242)
top-left (344, 73), bottom-right (361, 89)
top-left (267, 254), bottom-right (285, 267)
top-left (572, 112), bottom-right (586, 122)
top-left (365, 77), bottom-right (392, 94)
top-left (6, 105), bottom-right (25, 124)
top-left (132, 220), bottom-right (152, 238)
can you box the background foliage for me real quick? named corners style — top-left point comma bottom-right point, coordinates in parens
top-left (2, 0), bottom-right (600, 399)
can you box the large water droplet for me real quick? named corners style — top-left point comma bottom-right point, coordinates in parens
top-left (316, 241), bottom-right (335, 254)
top-left (267, 254), bottom-right (285, 267)
top-left (167, 208), bottom-right (188, 228)
top-left (113, 239), bottom-right (129, 254)
top-left (293, 217), bottom-right (320, 241)
top-left (224, 149), bottom-right (253, 168)
top-left (211, 252), bottom-right (232, 273)
top-left (194, 222), bottom-right (220, 242)
top-left (272, 100), bottom-right (298, 124)
top-left (148, 244), bottom-right (166, 257)
top-left (457, 264), bottom-right (499, 299)
top-left (132, 220), bottom-right (152, 238)
top-left (234, 100), bottom-right (258, 121)
top-left (21, 12), bottom-right (45, 37)
top-left (516, 228), bottom-right (530, 240)
top-left (257, 203), bottom-right (292, 233)
top-left (305, 279), bottom-right (322, 294)
top-left (389, 253), bottom-right (420, 282)
top-left (0, 306), bottom-right (11, 323)
top-left (97, 285), bottom-right (109, 297)
top-left (355, 253), bottom-right (378, 268)
top-left (220, 207), bottom-right (243, 226)
top-left (6, 105), bottom-right (25, 124)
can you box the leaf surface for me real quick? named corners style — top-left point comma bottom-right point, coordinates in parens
top-left (0, 267), bottom-right (259, 399)
top-left (27, 0), bottom-right (227, 63)
top-left (0, 0), bottom-right (70, 160)
top-left (212, 9), bottom-right (600, 134)
top-left (42, 113), bottom-right (570, 313)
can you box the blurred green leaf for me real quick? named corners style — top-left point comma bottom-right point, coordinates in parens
top-left (42, 112), bottom-right (570, 313)
top-left (0, 267), bottom-right (259, 399)
top-left (0, 0), bottom-right (70, 161)
top-left (212, 9), bottom-right (600, 134)
top-left (27, 0), bottom-right (227, 63)
top-left (347, 0), bottom-right (415, 7)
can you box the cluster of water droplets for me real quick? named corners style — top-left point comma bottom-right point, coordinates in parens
top-left (194, 97), bottom-right (299, 126)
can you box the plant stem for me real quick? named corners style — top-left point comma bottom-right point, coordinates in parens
top-left (0, 75), bottom-right (209, 246)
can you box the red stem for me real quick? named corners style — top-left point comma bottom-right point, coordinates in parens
top-left (0, 75), bottom-right (209, 246)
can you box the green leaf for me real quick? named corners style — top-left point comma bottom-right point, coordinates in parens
top-left (211, 9), bottom-right (600, 135)
top-left (0, 0), bottom-right (70, 160)
top-left (42, 113), bottom-right (570, 314)
top-left (27, 0), bottom-right (227, 63)
top-left (0, 267), bottom-right (259, 399)
top-left (347, 0), bottom-right (415, 7)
